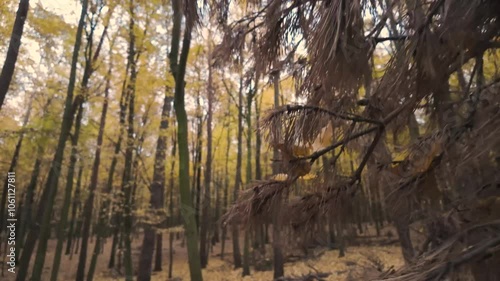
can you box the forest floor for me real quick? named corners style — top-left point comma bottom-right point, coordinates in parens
top-left (1, 226), bottom-right (404, 281)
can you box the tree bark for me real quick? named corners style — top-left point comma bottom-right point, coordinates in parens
top-left (255, 94), bottom-right (262, 181)
top-left (66, 163), bottom-right (83, 256)
top-left (0, 0), bottom-right (30, 110)
top-left (170, 0), bottom-right (203, 279)
top-left (271, 70), bottom-right (284, 279)
top-left (220, 112), bottom-right (231, 260)
top-left (106, 34), bottom-right (132, 269)
top-left (59, 10), bottom-right (110, 278)
top-left (200, 47), bottom-right (214, 268)
top-left (119, 3), bottom-right (138, 276)
top-left (242, 73), bottom-right (258, 277)
top-left (86, 43), bottom-right (115, 281)
top-left (193, 93), bottom-right (203, 229)
top-left (137, 90), bottom-right (172, 280)
top-left (154, 233), bottom-right (163, 271)
top-left (232, 75), bottom-right (244, 269)
top-left (16, 1), bottom-right (88, 280)
top-left (53, 100), bottom-right (84, 281)
top-left (168, 135), bottom-right (177, 279)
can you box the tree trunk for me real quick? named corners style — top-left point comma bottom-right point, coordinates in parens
top-left (137, 90), bottom-right (172, 280)
top-left (271, 70), bottom-right (284, 279)
top-left (16, 1), bottom-right (88, 280)
top-left (232, 75), bottom-right (244, 269)
top-left (212, 173), bottom-right (220, 246)
top-left (255, 94), bottom-right (262, 181)
top-left (52, 100), bottom-right (84, 281)
top-left (106, 3), bottom-right (143, 278)
top-left (106, 36), bottom-right (132, 269)
top-left (170, 0), bottom-right (203, 279)
top-left (220, 114), bottom-right (231, 260)
top-left (168, 135), bottom-right (177, 279)
top-left (0, 0), bottom-right (30, 110)
top-left (18, 147), bottom-right (43, 256)
top-left (242, 74), bottom-right (258, 277)
top-left (57, 12), bottom-right (110, 278)
top-left (154, 233), bottom-right (163, 271)
top-left (66, 164), bottom-right (83, 256)
top-left (120, 7), bottom-right (138, 277)
top-left (194, 97), bottom-right (203, 229)
top-left (200, 47), bottom-right (214, 268)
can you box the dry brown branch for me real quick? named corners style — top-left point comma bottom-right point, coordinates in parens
top-left (219, 3), bottom-right (500, 279)
top-left (374, 232), bottom-right (500, 281)
top-left (221, 180), bottom-right (290, 226)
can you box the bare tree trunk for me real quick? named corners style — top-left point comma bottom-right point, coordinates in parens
top-left (137, 89), bottom-right (172, 280)
top-left (168, 135), bottom-right (177, 279)
top-left (120, 7), bottom-right (138, 277)
top-left (200, 47), bottom-right (214, 268)
top-left (16, 1), bottom-right (88, 280)
top-left (58, 10), bottom-right (110, 278)
top-left (195, 101), bottom-right (203, 230)
top-left (85, 45), bottom-right (115, 281)
top-left (66, 164), bottom-right (83, 256)
top-left (170, 0), bottom-right (203, 279)
top-left (106, 35), bottom-right (132, 269)
top-left (18, 146), bottom-right (43, 256)
top-left (271, 70), bottom-right (284, 279)
top-left (232, 75), bottom-right (244, 269)
top-left (53, 100), bottom-right (84, 281)
top-left (242, 73), bottom-right (258, 276)
top-left (220, 114), bottom-right (231, 260)
top-left (106, 2), bottom-right (146, 278)
top-left (212, 173), bottom-right (221, 246)
top-left (0, 0), bottom-right (30, 110)
top-left (255, 94), bottom-right (263, 181)
top-left (154, 233), bottom-right (163, 272)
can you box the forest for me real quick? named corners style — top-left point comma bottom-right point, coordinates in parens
top-left (0, 0), bottom-right (499, 280)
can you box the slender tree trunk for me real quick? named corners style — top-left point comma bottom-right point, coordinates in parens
top-left (120, 7), bottom-right (138, 277)
top-left (18, 147), bottom-right (43, 256)
top-left (242, 75), bottom-right (257, 276)
top-left (16, 1), bottom-right (88, 280)
top-left (106, 39), bottom-right (132, 269)
top-left (170, 0), bottom-right (202, 279)
top-left (57, 13), bottom-right (110, 277)
top-left (271, 70), bottom-right (284, 279)
top-left (168, 135), bottom-right (177, 279)
top-left (255, 94), bottom-right (262, 181)
top-left (212, 173), bottom-right (220, 246)
top-left (52, 100), bottom-right (84, 281)
top-left (137, 90), bottom-right (172, 280)
top-left (193, 96), bottom-right (203, 229)
top-left (154, 233), bottom-right (163, 271)
top-left (107, 2), bottom-right (143, 277)
top-left (220, 114), bottom-right (231, 260)
top-left (200, 48), bottom-right (214, 268)
top-left (82, 60), bottom-right (113, 281)
top-left (0, 0), bottom-right (30, 110)
top-left (254, 94), bottom-right (264, 253)
top-left (232, 75), bottom-right (244, 269)
top-left (66, 164), bottom-right (83, 255)
top-left (62, 13), bottom-right (109, 281)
